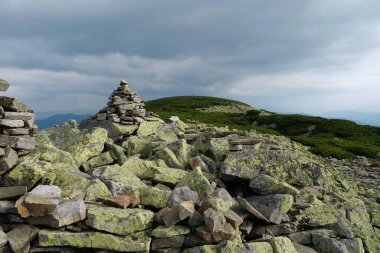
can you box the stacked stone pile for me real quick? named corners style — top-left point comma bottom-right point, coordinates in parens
top-left (96, 79), bottom-right (147, 125)
top-left (0, 79), bottom-right (36, 173)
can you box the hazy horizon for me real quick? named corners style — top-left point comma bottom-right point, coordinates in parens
top-left (1, 1), bottom-right (380, 118)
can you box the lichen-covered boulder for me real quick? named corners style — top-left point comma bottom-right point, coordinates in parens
top-left (42, 163), bottom-right (110, 200)
top-left (36, 133), bottom-right (77, 168)
top-left (155, 147), bottom-right (184, 169)
top-left (132, 186), bottom-right (172, 209)
top-left (86, 204), bottom-right (154, 235)
top-left (38, 230), bottom-right (151, 252)
top-left (92, 164), bottom-right (146, 194)
top-left (249, 174), bottom-right (300, 196)
top-left (221, 149), bottom-right (314, 187)
top-left (79, 118), bottom-right (138, 138)
top-left (182, 245), bottom-right (217, 253)
top-left (240, 242), bottom-right (273, 253)
top-left (2, 155), bottom-right (54, 189)
top-left (269, 236), bottom-right (297, 253)
top-left (176, 167), bottom-right (210, 197)
top-left (122, 135), bottom-right (153, 156)
top-left (137, 119), bottom-right (162, 136)
top-left (45, 125), bottom-right (108, 166)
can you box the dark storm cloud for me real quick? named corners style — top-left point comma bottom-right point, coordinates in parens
top-left (1, 0), bottom-right (380, 113)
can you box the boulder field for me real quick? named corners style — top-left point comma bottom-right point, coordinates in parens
top-left (0, 80), bottom-right (379, 252)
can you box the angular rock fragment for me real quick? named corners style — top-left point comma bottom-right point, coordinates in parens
top-left (0, 147), bottom-right (18, 171)
top-left (0, 200), bottom-right (17, 213)
top-left (223, 209), bottom-right (243, 229)
top-left (27, 199), bottom-right (86, 228)
top-left (312, 234), bottom-right (349, 253)
top-left (17, 185), bottom-right (61, 218)
top-left (238, 242), bottom-right (273, 253)
top-left (101, 194), bottom-right (140, 209)
top-left (0, 230), bottom-right (7, 247)
top-left (0, 186), bottom-right (27, 200)
top-left (168, 187), bottom-right (198, 208)
top-left (0, 119), bottom-right (24, 128)
top-left (0, 135), bottom-right (36, 150)
top-left (237, 196), bottom-right (270, 223)
top-left (0, 97), bottom-right (33, 112)
top-left (176, 167), bottom-right (210, 197)
top-left (6, 225), bottom-right (39, 253)
top-left (189, 156), bottom-right (209, 172)
top-left (204, 208), bottom-right (226, 233)
top-left (162, 201), bottom-right (195, 227)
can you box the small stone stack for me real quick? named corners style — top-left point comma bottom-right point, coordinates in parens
top-left (0, 79), bottom-right (36, 172)
top-left (96, 80), bottom-right (147, 125)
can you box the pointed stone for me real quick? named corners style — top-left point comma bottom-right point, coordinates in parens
top-left (0, 147), bottom-right (18, 171)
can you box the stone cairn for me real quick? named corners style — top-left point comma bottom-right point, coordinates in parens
top-left (95, 80), bottom-right (147, 125)
top-left (0, 79), bottom-right (36, 172)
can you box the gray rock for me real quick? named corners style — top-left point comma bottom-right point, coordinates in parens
top-left (6, 225), bottom-right (39, 252)
top-left (250, 223), bottom-right (296, 238)
top-left (3, 112), bottom-right (34, 121)
top-left (292, 243), bottom-right (318, 253)
top-left (246, 194), bottom-right (294, 224)
top-left (312, 234), bottom-right (349, 253)
top-left (0, 186), bottom-right (27, 200)
top-left (204, 208), bottom-right (226, 233)
top-left (0, 134), bottom-right (36, 150)
top-left (0, 119), bottom-right (24, 128)
top-left (0, 97), bottom-right (33, 112)
top-left (0, 147), bottom-right (18, 171)
top-left (27, 199), bottom-right (86, 228)
top-left (0, 200), bottom-right (17, 213)
top-left (17, 185), bottom-right (61, 218)
top-left (249, 174), bottom-right (300, 196)
top-left (0, 230), bottom-right (7, 247)
top-left (189, 156), bottom-right (209, 172)
top-left (168, 186), bottom-right (198, 208)
top-left (223, 209), bottom-right (243, 229)
top-left (2, 128), bottom-right (30, 135)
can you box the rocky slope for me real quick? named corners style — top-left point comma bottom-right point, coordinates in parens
top-left (0, 80), bottom-right (379, 252)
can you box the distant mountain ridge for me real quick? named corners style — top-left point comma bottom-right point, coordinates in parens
top-left (36, 114), bottom-right (89, 129)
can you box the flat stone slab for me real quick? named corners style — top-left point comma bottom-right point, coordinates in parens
top-left (0, 134), bottom-right (36, 150)
top-left (0, 79), bottom-right (9, 92)
top-left (0, 97), bottom-right (33, 112)
top-left (38, 230), bottom-right (151, 252)
top-left (3, 112), bottom-right (34, 121)
top-left (6, 225), bottom-right (39, 252)
top-left (85, 204), bottom-right (154, 235)
top-left (0, 186), bottom-right (27, 200)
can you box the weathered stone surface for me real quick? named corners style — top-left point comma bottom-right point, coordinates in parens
top-left (162, 201), bottom-right (195, 227)
top-left (0, 119), bottom-right (24, 128)
top-left (288, 229), bottom-right (336, 245)
top-left (38, 230), bottom-right (151, 252)
top-left (0, 79), bottom-right (9, 92)
top-left (237, 196), bottom-right (270, 223)
top-left (204, 208), bottom-right (226, 233)
top-left (104, 139), bottom-right (127, 165)
top-left (137, 186), bottom-right (172, 209)
top-left (0, 134), bottom-right (36, 150)
top-left (27, 199), bottom-right (86, 228)
top-left (189, 156), bottom-right (209, 172)
top-left (17, 185), bottom-right (61, 218)
top-left (168, 187), bottom-right (198, 208)
top-left (0, 230), bottom-right (7, 247)
top-left (3, 112), bottom-right (34, 120)
top-left (182, 244), bottom-right (217, 253)
top-left (101, 194), bottom-right (140, 209)
top-left (292, 243), bottom-right (318, 253)
top-left (82, 151), bottom-right (115, 171)
top-left (151, 225), bottom-right (191, 238)
top-left (269, 236), bottom-right (297, 253)
top-left (80, 119), bottom-right (138, 138)
top-left (0, 97), bottom-right (33, 112)
top-left (0, 200), bottom-right (17, 213)
top-left (312, 234), bottom-right (349, 253)
top-left (137, 120), bottom-right (162, 136)
top-left (246, 194), bottom-right (293, 224)
top-left (45, 126), bottom-right (107, 166)
top-left (6, 225), bottom-right (39, 252)
top-left (239, 242), bottom-right (273, 253)
top-left (151, 235), bottom-right (185, 250)
top-left (212, 222), bottom-right (235, 242)
top-left (92, 164), bottom-right (146, 194)
top-left (155, 147), bottom-right (184, 169)
top-left (2, 128), bottom-right (30, 135)
top-left (86, 204), bottom-right (154, 235)
top-left (176, 167), bottom-right (210, 197)
top-left (0, 147), bottom-right (18, 171)
top-left (250, 223), bottom-right (296, 238)
top-left (204, 188), bottom-right (234, 213)
top-left (249, 174), bottom-right (300, 195)
top-left (223, 209), bottom-right (243, 229)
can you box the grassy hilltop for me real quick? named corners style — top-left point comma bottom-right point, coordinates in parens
top-left (146, 96), bottom-right (380, 160)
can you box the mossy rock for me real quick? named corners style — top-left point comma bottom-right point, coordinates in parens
top-left (131, 186), bottom-right (172, 209)
top-left (151, 225), bottom-right (190, 238)
top-left (86, 204), bottom-right (154, 235)
top-left (79, 118), bottom-right (138, 138)
top-left (38, 230), bottom-right (151, 252)
top-left (176, 167), bottom-right (210, 197)
top-left (137, 120), bottom-right (162, 137)
top-left (269, 236), bottom-right (297, 253)
top-left (3, 155), bottom-right (54, 189)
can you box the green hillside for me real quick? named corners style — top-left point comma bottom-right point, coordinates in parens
top-left (146, 96), bottom-right (380, 160)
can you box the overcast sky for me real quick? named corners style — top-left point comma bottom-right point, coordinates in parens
top-left (1, 0), bottom-right (380, 116)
